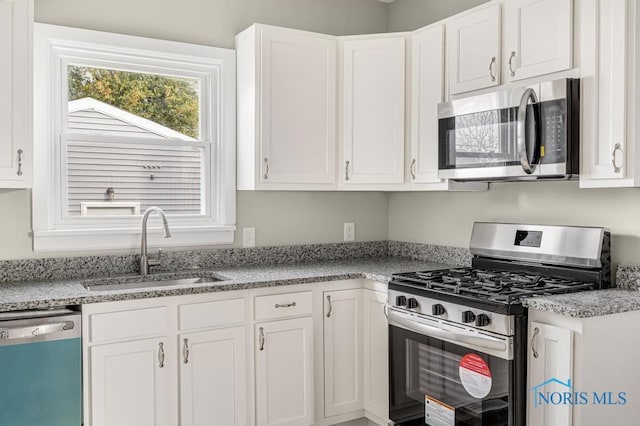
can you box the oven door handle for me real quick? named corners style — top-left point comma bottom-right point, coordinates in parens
top-left (389, 310), bottom-right (512, 360)
top-left (517, 88), bottom-right (541, 175)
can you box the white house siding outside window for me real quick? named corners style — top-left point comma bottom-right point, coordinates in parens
top-left (32, 24), bottom-right (236, 252)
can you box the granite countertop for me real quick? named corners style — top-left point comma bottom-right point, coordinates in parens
top-left (0, 257), bottom-right (449, 313)
top-left (523, 289), bottom-right (640, 318)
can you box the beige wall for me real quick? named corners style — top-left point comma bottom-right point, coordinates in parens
top-left (388, 182), bottom-right (640, 269)
top-left (0, 0), bottom-right (392, 260)
top-left (387, 0), bottom-right (489, 32)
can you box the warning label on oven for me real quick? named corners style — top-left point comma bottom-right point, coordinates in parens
top-left (459, 353), bottom-right (492, 398)
top-left (425, 395), bottom-right (455, 426)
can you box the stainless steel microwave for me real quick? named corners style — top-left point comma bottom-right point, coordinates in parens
top-left (438, 78), bottom-right (579, 181)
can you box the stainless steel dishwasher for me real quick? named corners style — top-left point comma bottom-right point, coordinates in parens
top-left (0, 308), bottom-right (82, 426)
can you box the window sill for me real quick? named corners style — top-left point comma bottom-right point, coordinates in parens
top-left (33, 225), bottom-right (236, 253)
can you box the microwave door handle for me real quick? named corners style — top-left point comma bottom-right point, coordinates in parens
top-left (388, 310), bottom-right (511, 359)
top-left (517, 88), bottom-right (540, 175)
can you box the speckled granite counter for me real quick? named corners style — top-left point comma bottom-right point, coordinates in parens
top-left (0, 257), bottom-right (449, 312)
top-left (523, 289), bottom-right (640, 318)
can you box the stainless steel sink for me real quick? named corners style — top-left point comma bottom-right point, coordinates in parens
top-left (82, 272), bottom-right (227, 292)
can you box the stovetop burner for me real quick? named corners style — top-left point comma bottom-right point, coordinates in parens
top-left (391, 267), bottom-right (596, 305)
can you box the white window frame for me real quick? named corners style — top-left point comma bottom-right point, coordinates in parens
top-left (32, 24), bottom-right (236, 252)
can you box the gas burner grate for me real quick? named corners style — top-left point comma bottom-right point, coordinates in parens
top-left (391, 267), bottom-right (596, 305)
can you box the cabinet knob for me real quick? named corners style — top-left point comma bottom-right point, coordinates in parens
top-left (508, 51), bottom-right (517, 77)
top-left (531, 327), bottom-right (540, 358)
top-left (16, 149), bottom-right (23, 177)
top-left (612, 143), bottom-right (622, 173)
top-left (183, 338), bottom-right (190, 364)
top-left (258, 327), bottom-right (265, 351)
top-left (489, 56), bottom-right (496, 82)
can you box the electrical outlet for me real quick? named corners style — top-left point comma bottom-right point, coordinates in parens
top-left (243, 227), bottom-right (256, 248)
top-left (344, 223), bottom-right (355, 242)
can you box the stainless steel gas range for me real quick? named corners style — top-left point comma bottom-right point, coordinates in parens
top-left (387, 222), bottom-right (610, 426)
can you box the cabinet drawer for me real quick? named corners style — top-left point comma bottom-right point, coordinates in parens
top-left (88, 306), bottom-right (168, 344)
top-left (178, 297), bottom-right (246, 331)
top-left (254, 291), bottom-right (312, 320)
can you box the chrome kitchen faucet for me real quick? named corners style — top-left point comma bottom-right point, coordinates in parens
top-left (140, 207), bottom-right (172, 275)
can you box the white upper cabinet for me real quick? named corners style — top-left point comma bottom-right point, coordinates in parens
top-left (236, 24), bottom-right (337, 190)
top-left (340, 35), bottom-right (406, 186)
top-left (447, 4), bottom-right (501, 95)
top-left (410, 24), bottom-right (445, 186)
top-left (0, 0), bottom-right (32, 188)
top-left (504, 0), bottom-right (573, 81)
top-left (580, 0), bottom-right (638, 187)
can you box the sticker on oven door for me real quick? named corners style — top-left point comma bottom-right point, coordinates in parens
top-left (425, 395), bottom-right (455, 426)
top-left (459, 353), bottom-right (492, 398)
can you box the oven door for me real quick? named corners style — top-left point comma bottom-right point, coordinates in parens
top-left (389, 310), bottom-right (517, 426)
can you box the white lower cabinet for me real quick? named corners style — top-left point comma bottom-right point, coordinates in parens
top-left (84, 281), bottom-right (391, 426)
top-left (89, 338), bottom-right (170, 426)
top-left (363, 290), bottom-right (389, 424)
top-left (323, 289), bottom-right (364, 417)
top-left (255, 317), bottom-right (315, 426)
top-left (179, 327), bottom-right (247, 426)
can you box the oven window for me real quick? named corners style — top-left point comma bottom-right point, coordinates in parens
top-left (390, 325), bottom-right (512, 425)
top-left (438, 105), bottom-right (538, 171)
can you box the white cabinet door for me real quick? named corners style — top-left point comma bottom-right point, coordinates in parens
top-left (505, 0), bottom-right (573, 81)
top-left (410, 24), bottom-right (445, 185)
top-left (256, 317), bottom-right (314, 426)
top-left (341, 36), bottom-right (405, 185)
top-left (236, 24), bottom-right (337, 190)
top-left (363, 290), bottom-right (389, 422)
top-left (527, 321), bottom-right (573, 426)
top-left (448, 4), bottom-right (501, 95)
top-left (323, 289), bottom-right (364, 417)
top-left (180, 327), bottom-right (247, 426)
top-left (0, 0), bottom-right (31, 188)
top-left (90, 338), bottom-right (170, 426)
top-left (580, 0), bottom-right (630, 185)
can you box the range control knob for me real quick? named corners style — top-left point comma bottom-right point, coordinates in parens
top-left (432, 304), bottom-right (446, 316)
top-left (475, 314), bottom-right (491, 327)
top-left (407, 298), bottom-right (419, 309)
top-left (461, 310), bottom-right (476, 324)
top-left (395, 295), bottom-right (407, 307)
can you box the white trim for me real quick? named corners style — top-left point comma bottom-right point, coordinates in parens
top-left (68, 97), bottom-right (197, 141)
top-left (33, 24), bottom-right (236, 253)
top-left (80, 202), bottom-right (141, 216)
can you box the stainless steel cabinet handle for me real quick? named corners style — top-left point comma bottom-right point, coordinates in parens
top-left (508, 51), bottom-right (517, 77)
top-left (258, 327), bottom-right (265, 351)
top-left (612, 143), bottom-right (622, 173)
top-left (344, 161), bottom-right (350, 181)
top-left (158, 342), bottom-right (165, 368)
top-left (183, 338), bottom-right (190, 364)
top-left (16, 149), bottom-right (23, 176)
top-left (517, 88), bottom-right (540, 175)
top-left (531, 327), bottom-right (540, 358)
top-left (410, 159), bottom-right (416, 180)
top-left (489, 56), bottom-right (496, 82)
top-left (326, 295), bottom-right (332, 318)
top-left (275, 302), bottom-right (296, 309)
top-left (263, 158), bottom-right (269, 180)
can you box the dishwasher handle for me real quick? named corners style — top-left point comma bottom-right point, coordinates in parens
top-left (0, 313), bottom-right (81, 345)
